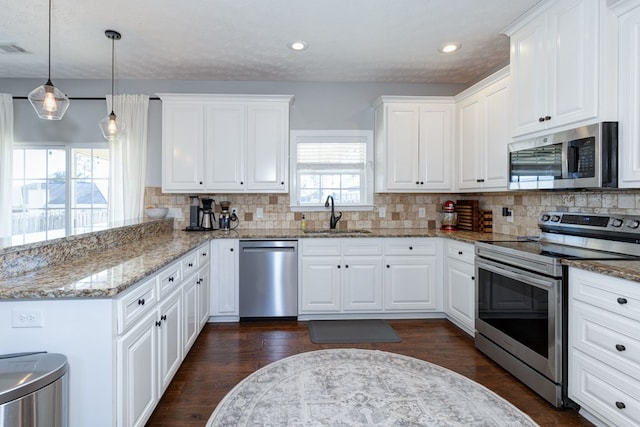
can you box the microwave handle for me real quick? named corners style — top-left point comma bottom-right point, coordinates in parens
top-left (567, 142), bottom-right (579, 174)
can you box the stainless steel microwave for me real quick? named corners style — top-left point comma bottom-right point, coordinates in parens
top-left (508, 122), bottom-right (618, 190)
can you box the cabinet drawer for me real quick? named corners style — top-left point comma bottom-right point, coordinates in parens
top-left (198, 244), bottom-right (210, 266)
top-left (158, 263), bottom-right (182, 297)
top-left (384, 238), bottom-right (436, 255)
top-left (446, 241), bottom-right (475, 265)
top-left (116, 278), bottom-right (157, 334)
top-left (571, 300), bottom-right (640, 381)
top-left (301, 239), bottom-right (342, 256)
top-left (342, 238), bottom-right (383, 256)
top-left (182, 251), bottom-right (199, 278)
top-left (570, 350), bottom-right (640, 426)
top-left (570, 269), bottom-right (640, 321)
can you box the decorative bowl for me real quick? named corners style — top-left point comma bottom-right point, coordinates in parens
top-left (145, 208), bottom-right (169, 218)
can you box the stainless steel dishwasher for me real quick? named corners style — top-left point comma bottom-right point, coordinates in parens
top-left (239, 240), bottom-right (298, 319)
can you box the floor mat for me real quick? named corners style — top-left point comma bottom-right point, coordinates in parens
top-left (307, 319), bottom-right (401, 343)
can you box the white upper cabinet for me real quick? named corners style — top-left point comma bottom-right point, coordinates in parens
top-left (504, 0), bottom-right (617, 138)
top-left (455, 67), bottom-right (510, 191)
top-left (374, 96), bottom-right (454, 192)
top-left (159, 94), bottom-right (293, 193)
top-left (161, 102), bottom-right (206, 192)
top-left (613, 0), bottom-right (640, 187)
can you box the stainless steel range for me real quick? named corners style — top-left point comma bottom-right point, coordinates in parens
top-left (474, 212), bottom-right (640, 409)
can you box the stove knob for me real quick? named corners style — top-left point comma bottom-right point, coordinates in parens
top-left (550, 215), bottom-right (561, 222)
top-left (627, 220), bottom-right (640, 229)
top-left (541, 214), bottom-right (551, 222)
top-left (612, 218), bottom-right (624, 228)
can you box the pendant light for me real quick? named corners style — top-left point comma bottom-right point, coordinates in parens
top-left (28, 0), bottom-right (70, 120)
top-left (99, 30), bottom-right (125, 141)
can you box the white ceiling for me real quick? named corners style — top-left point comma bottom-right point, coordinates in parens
top-left (0, 0), bottom-right (540, 85)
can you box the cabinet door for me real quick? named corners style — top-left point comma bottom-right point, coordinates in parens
top-left (205, 104), bottom-right (246, 191)
top-left (300, 256), bottom-right (342, 312)
top-left (482, 78), bottom-right (510, 189)
top-left (182, 273), bottom-right (198, 355)
top-left (384, 256), bottom-right (438, 311)
top-left (117, 311), bottom-right (157, 427)
top-left (619, 5), bottom-right (640, 187)
top-left (383, 104), bottom-right (421, 190)
top-left (158, 289), bottom-right (182, 394)
top-left (445, 258), bottom-right (475, 334)
top-left (342, 256), bottom-right (383, 311)
top-left (510, 16), bottom-right (548, 136)
top-left (210, 239), bottom-right (239, 316)
top-left (162, 103), bottom-right (205, 192)
top-left (246, 103), bottom-right (289, 192)
top-left (547, 0), bottom-right (597, 128)
top-left (197, 265), bottom-right (210, 329)
top-left (418, 104), bottom-right (453, 190)
top-left (457, 95), bottom-right (483, 189)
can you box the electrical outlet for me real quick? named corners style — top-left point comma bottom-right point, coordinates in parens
top-left (507, 210), bottom-right (514, 223)
top-left (256, 207), bottom-right (264, 218)
top-left (231, 207), bottom-right (238, 216)
top-left (379, 207), bottom-right (386, 218)
top-left (418, 207), bottom-right (426, 218)
top-left (12, 310), bottom-right (44, 328)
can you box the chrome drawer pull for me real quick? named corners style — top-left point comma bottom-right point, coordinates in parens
top-left (617, 297), bottom-right (628, 304)
top-left (616, 344), bottom-right (626, 352)
top-left (616, 401), bottom-right (626, 409)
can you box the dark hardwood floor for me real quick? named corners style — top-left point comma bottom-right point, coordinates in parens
top-left (146, 319), bottom-right (594, 426)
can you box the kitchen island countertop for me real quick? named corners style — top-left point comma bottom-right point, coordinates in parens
top-left (0, 227), bottom-right (512, 300)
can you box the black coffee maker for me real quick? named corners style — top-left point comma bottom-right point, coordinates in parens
top-left (200, 198), bottom-right (215, 230)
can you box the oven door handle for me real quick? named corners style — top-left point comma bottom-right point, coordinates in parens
top-left (476, 258), bottom-right (556, 290)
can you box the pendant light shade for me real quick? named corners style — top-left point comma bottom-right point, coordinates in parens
top-left (99, 30), bottom-right (125, 141)
top-left (28, 0), bottom-right (70, 120)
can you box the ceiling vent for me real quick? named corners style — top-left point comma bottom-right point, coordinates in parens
top-left (0, 43), bottom-right (29, 53)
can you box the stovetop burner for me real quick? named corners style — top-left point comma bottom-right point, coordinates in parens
top-left (476, 211), bottom-right (640, 277)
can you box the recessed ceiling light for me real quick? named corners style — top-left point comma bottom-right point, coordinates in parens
top-left (439, 43), bottom-right (461, 54)
top-left (288, 41), bottom-right (308, 51)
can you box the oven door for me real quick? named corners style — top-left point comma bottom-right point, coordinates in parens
top-left (475, 257), bottom-right (562, 383)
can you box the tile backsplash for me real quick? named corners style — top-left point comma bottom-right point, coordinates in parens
top-left (145, 187), bottom-right (640, 238)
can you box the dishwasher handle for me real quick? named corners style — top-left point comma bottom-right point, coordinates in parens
top-left (241, 246), bottom-right (296, 253)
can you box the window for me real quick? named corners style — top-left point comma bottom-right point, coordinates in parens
top-left (12, 144), bottom-right (109, 244)
top-left (290, 130), bottom-right (373, 210)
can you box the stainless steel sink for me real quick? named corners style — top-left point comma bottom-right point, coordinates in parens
top-left (303, 229), bottom-right (371, 235)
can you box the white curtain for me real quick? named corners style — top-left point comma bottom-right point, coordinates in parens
top-left (107, 94), bottom-right (149, 222)
top-left (0, 94), bottom-right (13, 238)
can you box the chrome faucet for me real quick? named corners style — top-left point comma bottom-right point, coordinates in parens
top-left (324, 195), bottom-right (343, 229)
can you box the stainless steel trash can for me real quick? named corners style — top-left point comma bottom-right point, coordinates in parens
top-left (0, 352), bottom-right (68, 427)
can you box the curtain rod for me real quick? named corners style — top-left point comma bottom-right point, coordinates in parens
top-left (12, 96), bottom-right (161, 101)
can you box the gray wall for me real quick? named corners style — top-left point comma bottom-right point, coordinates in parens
top-left (1, 78), bottom-right (466, 187)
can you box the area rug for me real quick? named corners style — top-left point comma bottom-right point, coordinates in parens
top-left (206, 348), bottom-right (539, 426)
top-left (308, 319), bottom-right (401, 343)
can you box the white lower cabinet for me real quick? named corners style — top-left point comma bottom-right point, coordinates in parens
top-left (569, 267), bottom-right (640, 427)
top-left (117, 309), bottom-right (158, 427)
top-left (300, 239), bottom-right (383, 313)
top-left (299, 237), bottom-right (441, 317)
top-left (209, 239), bottom-right (239, 319)
top-left (115, 242), bottom-right (210, 427)
top-left (444, 240), bottom-right (475, 336)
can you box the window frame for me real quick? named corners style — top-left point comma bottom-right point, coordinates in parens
top-left (289, 130), bottom-right (374, 212)
top-left (12, 141), bottom-right (109, 243)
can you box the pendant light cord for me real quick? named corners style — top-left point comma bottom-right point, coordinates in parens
top-left (47, 0), bottom-right (52, 81)
top-left (111, 35), bottom-right (115, 103)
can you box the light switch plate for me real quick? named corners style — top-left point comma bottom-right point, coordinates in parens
top-left (418, 208), bottom-right (426, 218)
top-left (256, 207), bottom-right (264, 218)
top-left (379, 207), bottom-right (386, 218)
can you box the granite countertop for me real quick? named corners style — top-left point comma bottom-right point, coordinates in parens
top-left (0, 228), bottom-right (506, 300)
top-left (562, 258), bottom-right (640, 283)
